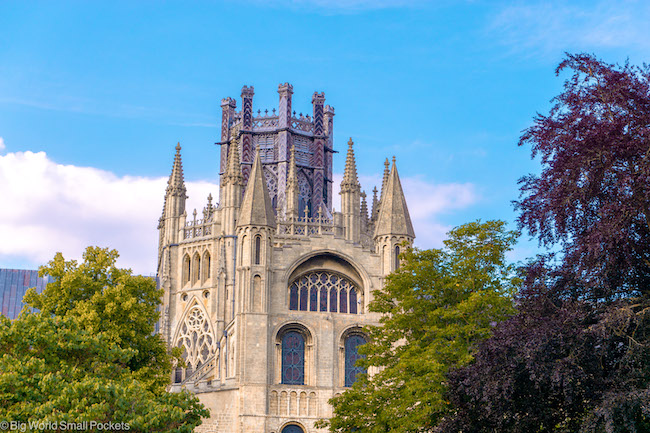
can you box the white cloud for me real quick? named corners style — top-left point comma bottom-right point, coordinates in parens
top-left (0, 151), bottom-right (218, 275)
top-left (0, 137), bottom-right (5, 152)
top-left (332, 172), bottom-right (478, 249)
top-left (489, 1), bottom-right (650, 58)
top-left (0, 151), bottom-right (477, 274)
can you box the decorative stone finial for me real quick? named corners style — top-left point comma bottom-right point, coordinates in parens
top-left (341, 138), bottom-right (360, 192)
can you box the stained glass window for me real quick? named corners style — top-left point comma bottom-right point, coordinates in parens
top-left (281, 425), bottom-right (304, 433)
top-left (329, 287), bottom-right (338, 313)
top-left (282, 331), bottom-right (305, 385)
top-left (344, 335), bottom-right (367, 387)
top-left (299, 285), bottom-right (308, 311)
top-left (309, 286), bottom-right (317, 311)
top-left (289, 283), bottom-right (298, 310)
top-left (288, 271), bottom-right (360, 314)
top-left (350, 288), bottom-right (358, 314)
top-left (320, 286), bottom-right (328, 311)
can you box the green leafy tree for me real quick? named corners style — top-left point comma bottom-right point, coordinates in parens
top-left (318, 220), bottom-right (519, 432)
top-left (0, 247), bottom-right (209, 432)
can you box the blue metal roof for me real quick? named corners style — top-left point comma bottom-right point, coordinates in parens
top-left (0, 269), bottom-right (53, 319)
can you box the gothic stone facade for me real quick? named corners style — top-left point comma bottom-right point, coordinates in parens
top-left (156, 84), bottom-right (415, 433)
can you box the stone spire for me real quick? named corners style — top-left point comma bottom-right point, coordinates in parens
top-left (222, 135), bottom-right (243, 235)
top-left (238, 148), bottom-right (276, 228)
top-left (374, 157), bottom-right (415, 239)
top-left (340, 138), bottom-right (360, 193)
top-left (371, 186), bottom-right (380, 222)
top-left (163, 142), bottom-right (187, 218)
top-left (379, 157), bottom-right (390, 203)
top-left (340, 138), bottom-right (361, 242)
top-left (286, 145), bottom-right (299, 219)
top-left (360, 190), bottom-right (368, 230)
top-left (224, 134), bottom-right (243, 185)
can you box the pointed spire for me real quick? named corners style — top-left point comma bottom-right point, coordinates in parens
top-left (225, 134), bottom-right (242, 184)
top-left (203, 193), bottom-right (214, 220)
top-left (162, 142), bottom-right (187, 220)
top-left (374, 158), bottom-right (415, 239)
top-left (166, 142), bottom-right (186, 196)
top-left (238, 148), bottom-right (276, 228)
top-left (360, 190), bottom-right (368, 223)
top-left (371, 186), bottom-right (380, 221)
top-left (341, 138), bottom-right (360, 192)
top-left (379, 157), bottom-right (390, 203)
top-left (286, 145), bottom-right (299, 219)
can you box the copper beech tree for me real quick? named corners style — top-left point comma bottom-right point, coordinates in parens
top-left (444, 54), bottom-right (650, 433)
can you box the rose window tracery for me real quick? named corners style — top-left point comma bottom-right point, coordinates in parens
top-left (175, 305), bottom-right (215, 371)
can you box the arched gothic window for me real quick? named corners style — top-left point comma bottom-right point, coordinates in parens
top-left (182, 254), bottom-right (191, 286)
top-left (344, 334), bottom-right (367, 387)
top-left (174, 305), bottom-right (215, 382)
top-left (254, 235), bottom-right (261, 265)
top-left (281, 425), bottom-right (304, 433)
top-left (288, 271), bottom-right (360, 314)
top-left (192, 252), bottom-right (201, 284)
top-left (202, 251), bottom-right (211, 282)
top-left (281, 331), bottom-right (305, 385)
top-left (394, 245), bottom-right (401, 270)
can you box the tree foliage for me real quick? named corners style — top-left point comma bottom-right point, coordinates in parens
top-left (445, 54), bottom-right (650, 433)
top-left (319, 220), bottom-right (519, 432)
top-left (515, 53), bottom-right (650, 300)
top-left (0, 247), bottom-right (209, 432)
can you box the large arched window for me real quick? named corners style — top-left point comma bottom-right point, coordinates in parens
top-left (344, 334), bottom-right (367, 387)
top-left (281, 425), bottom-right (304, 433)
top-left (288, 271), bottom-right (361, 314)
top-left (282, 331), bottom-right (305, 385)
top-left (394, 245), bottom-right (401, 271)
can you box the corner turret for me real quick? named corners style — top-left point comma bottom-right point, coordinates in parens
top-left (374, 157), bottom-right (414, 275)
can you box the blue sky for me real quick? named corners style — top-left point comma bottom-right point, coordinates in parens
top-left (1, 0), bottom-right (649, 274)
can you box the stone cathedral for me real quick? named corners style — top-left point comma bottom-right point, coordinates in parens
top-left (156, 84), bottom-right (415, 433)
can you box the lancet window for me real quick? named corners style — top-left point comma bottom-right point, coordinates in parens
top-left (281, 331), bottom-right (305, 385)
top-left (344, 334), bottom-right (367, 387)
top-left (289, 271), bottom-right (360, 314)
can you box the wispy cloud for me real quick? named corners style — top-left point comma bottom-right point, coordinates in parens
top-left (0, 151), bottom-right (217, 274)
top-left (0, 96), bottom-right (214, 126)
top-left (489, 1), bottom-right (650, 59)
top-left (0, 137), bottom-right (5, 152)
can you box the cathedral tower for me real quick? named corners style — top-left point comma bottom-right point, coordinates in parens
top-left (158, 84), bottom-right (415, 433)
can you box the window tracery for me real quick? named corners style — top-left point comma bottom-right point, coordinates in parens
top-left (174, 305), bottom-right (215, 379)
top-left (288, 271), bottom-right (361, 314)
